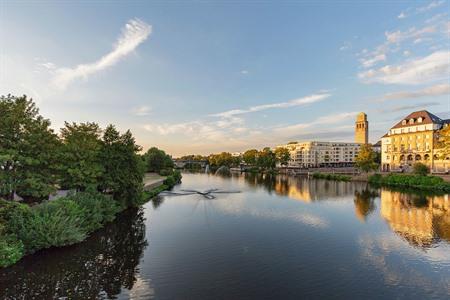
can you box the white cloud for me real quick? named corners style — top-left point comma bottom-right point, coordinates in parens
top-left (339, 42), bottom-right (351, 51)
top-left (211, 93), bottom-right (330, 118)
top-left (376, 83), bottom-right (450, 101)
top-left (240, 70), bottom-right (249, 74)
top-left (416, 0), bottom-right (445, 13)
top-left (358, 51), bottom-right (450, 85)
top-left (131, 105), bottom-right (152, 116)
top-left (52, 18), bottom-right (151, 90)
top-left (276, 112), bottom-right (359, 134)
top-left (385, 26), bottom-right (436, 44)
top-left (360, 54), bottom-right (387, 68)
top-left (397, 12), bottom-right (406, 19)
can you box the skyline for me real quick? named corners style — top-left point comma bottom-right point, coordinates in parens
top-left (1, 1), bottom-right (449, 156)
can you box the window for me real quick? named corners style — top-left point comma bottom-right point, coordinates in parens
top-left (418, 117), bottom-right (423, 123)
top-left (409, 118), bottom-right (414, 124)
top-left (402, 120), bottom-right (407, 125)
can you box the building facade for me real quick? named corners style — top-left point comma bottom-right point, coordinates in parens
top-left (381, 110), bottom-right (449, 173)
top-left (277, 141), bottom-right (361, 168)
top-left (355, 112), bottom-right (369, 144)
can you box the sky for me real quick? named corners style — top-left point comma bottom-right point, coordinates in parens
top-left (1, 0), bottom-right (449, 157)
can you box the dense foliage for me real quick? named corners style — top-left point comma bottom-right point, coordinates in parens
top-left (412, 162), bottom-right (429, 176)
top-left (312, 172), bottom-right (352, 181)
top-left (143, 147), bottom-right (174, 174)
top-left (0, 95), bottom-right (180, 268)
top-left (274, 147), bottom-right (291, 167)
top-left (436, 125), bottom-right (450, 160)
top-left (0, 95), bottom-right (61, 202)
top-left (368, 174), bottom-right (450, 192)
top-left (355, 144), bottom-right (379, 173)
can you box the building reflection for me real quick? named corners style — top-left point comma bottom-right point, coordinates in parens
top-left (270, 174), bottom-right (374, 203)
top-left (380, 189), bottom-right (450, 248)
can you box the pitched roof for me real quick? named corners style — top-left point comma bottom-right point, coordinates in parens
top-left (391, 110), bottom-right (445, 129)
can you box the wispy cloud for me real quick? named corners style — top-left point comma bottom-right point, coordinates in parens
top-left (211, 93), bottom-right (330, 118)
top-left (358, 51), bottom-right (450, 85)
top-left (52, 18), bottom-right (151, 90)
top-left (131, 105), bottom-right (152, 116)
top-left (397, 0), bottom-right (445, 19)
top-left (375, 83), bottom-right (450, 101)
top-left (378, 102), bottom-right (441, 113)
top-left (275, 112), bottom-right (359, 134)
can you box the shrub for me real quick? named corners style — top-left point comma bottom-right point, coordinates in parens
top-left (159, 169), bottom-right (173, 176)
top-left (163, 176), bottom-right (176, 187)
top-left (10, 198), bottom-right (87, 253)
top-left (0, 234), bottom-right (24, 268)
top-left (412, 163), bottom-right (429, 176)
top-left (68, 192), bottom-right (121, 233)
top-left (368, 173), bottom-right (450, 192)
top-left (312, 172), bottom-right (351, 182)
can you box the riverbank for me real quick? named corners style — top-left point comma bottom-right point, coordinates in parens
top-left (0, 171), bottom-right (182, 269)
top-left (310, 171), bottom-right (450, 192)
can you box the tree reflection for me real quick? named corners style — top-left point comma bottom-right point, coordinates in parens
top-left (0, 207), bottom-right (148, 299)
top-left (354, 187), bottom-right (378, 222)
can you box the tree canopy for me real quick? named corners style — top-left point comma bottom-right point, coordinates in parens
top-left (143, 147), bottom-right (174, 173)
top-left (355, 144), bottom-right (378, 173)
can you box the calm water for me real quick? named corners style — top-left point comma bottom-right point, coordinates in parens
top-left (1, 173), bottom-right (450, 299)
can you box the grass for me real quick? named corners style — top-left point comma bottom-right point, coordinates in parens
top-left (368, 173), bottom-right (450, 192)
top-left (312, 172), bottom-right (352, 182)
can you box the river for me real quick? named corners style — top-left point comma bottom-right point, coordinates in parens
top-left (1, 173), bottom-right (449, 299)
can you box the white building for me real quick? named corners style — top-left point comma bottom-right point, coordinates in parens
top-left (277, 141), bottom-right (361, 168)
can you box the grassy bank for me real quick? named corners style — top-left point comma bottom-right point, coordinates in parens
top-left (368, 173), bottom-right (450, 192)
top-left (311, 172), bottom-right (352, 182)
top-left (0, 171), bottom-right (182, 268)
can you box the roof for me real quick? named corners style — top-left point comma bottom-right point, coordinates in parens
top-left (373, 140), bottom-right (382, 147)
top-left (391, 110), bottom-right (446, 129)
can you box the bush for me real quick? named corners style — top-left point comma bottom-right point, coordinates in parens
top-left (368, 173), bottom-right (450, 192)
top-left (10, 198), bottom-right (87, 253)
top-left (163, 176), bottom-right (176, 187)
top-left (312, 172), bottom-right (351, 182)
top-left (159, 169), bottom-right (172, 176)
top-left (412, 163), bottom-right (429, 176)
top-left (68, 192), bottom-right (121, 233)
top-left (0, 234), bottom-right (24, 268)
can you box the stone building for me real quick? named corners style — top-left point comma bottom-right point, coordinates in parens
top-left (380, 110), bottom-right (449, 172)
top-left (355, 112), bottom-right (368, 144)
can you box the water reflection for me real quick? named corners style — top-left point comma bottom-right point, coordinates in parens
top-left (380, 190), bottom-right (450, 248)
top-left (354, 188), bottom-right (378, 222)
top-left (0, 208), bottom-right (148, 300)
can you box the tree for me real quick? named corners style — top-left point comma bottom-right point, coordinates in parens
top-left (275, 147), bottom-right (291, 167)
top-left (0, 95), bottom-right (60, 202)
top-left (412, 162), bottom-right (429, 176)
top-left (144, 147), bottom-right (173, 173)
top-left (99, 126), bottom-right (145, 206)
top-left (243, 149), bottom-right (258, 165)
top-left (60, 122), bottom-right (104, 192)
top-left (355, 144), bottom-right (378, 173)
top-left (257, 147), bottom-right (276, 171)
top-left (437, 125), bottom-right (450, 160)
top-left (208, 152), bottom-right (234, 168)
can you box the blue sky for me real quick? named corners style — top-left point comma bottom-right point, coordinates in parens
top-left (1, 0), bottom-right (449, 156)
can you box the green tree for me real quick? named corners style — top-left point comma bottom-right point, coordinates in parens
top-left (99, 126), bottom-right (145, 206)
top-left (208, 152), bottom-right (234, 168)
top-left (412, 162), bottom-right (429, 176)
top-left (144, 147), bottom-right (173, 173)
top-left (355, 144), bottom-right (378, 173)
top-left (243, 149), bottom-right (258, 165)
top-left (275, 147), bottom-right (291, 167)
top-left (0, 95), bottom-right (60, 202)
top-left (257, 147), bottom-right (276, 171)
top-left (60, 122), bottom-right (104, 192)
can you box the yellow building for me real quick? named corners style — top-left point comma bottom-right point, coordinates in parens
top-left (381, 110), bottom-right (450, 173)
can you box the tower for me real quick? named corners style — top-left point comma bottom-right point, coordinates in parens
top-left (355, 112), bottom-right (368, 144)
